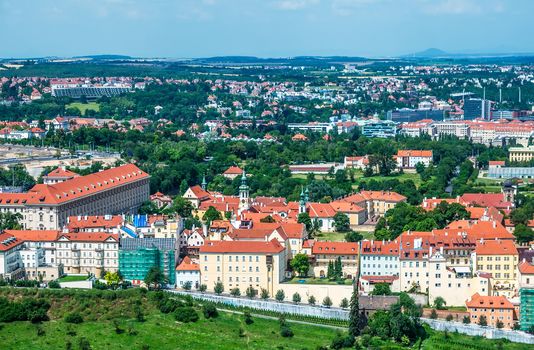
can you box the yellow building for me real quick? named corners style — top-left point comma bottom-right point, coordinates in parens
top-left (311, 241), bottom-right (359, 279)
top-left (475, 240), bottom-right (518, 298)
top-left (509, 146), bottom-right (534, 163)
top-left (199, 240), bottom-right (287, 296)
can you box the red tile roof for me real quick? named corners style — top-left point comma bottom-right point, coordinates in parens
top-left (57, 232), bottom-right (119, 242)
top-left (189, 185), bottom-right (211, 200)
top-left (44, 167), bottom-right (79, 179)
top-left (176, 256), bottom-right (199, 271)
top-left (312, 241), bottom-right (359, 255)
top-left (360, 240), bottom-right (400, 256)
top-left (466, 293), bottom-right (514, 309)
top-left (397, 150), bottom-right (433, 158)
top-left (519, 261), bottom-right (534, 275)
top-left (475, 239), bottom-right (518, 256)
top-left (200, 239), bottom-right (285, 254)
top-left (308, 202), bottom-right (337, 218)
top-left (0, 232), bottom-right (24, 251)
top-left (67, 215), bottom-right (123, 230)
top-left (460, 193), bottom-right (512, 210)
top-left (223, 166), bottom-right (243, 175)
top-left (6, 230), bottom-right (60, 241)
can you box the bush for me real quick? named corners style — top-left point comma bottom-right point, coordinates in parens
top-left (292, 292), bottom-right (301, 304)
top-left (64, 312), bottom-right (83, 324)
top-left (78, 337), bottom-right (92, 350)
top-left (203, 304), bottom-right (218, 319)
top-left (275, 289), bottom-right (285, 302)
top-left (198, 284), bottom-right (207, 293)
top-left (478, 315), bottom-right (488, 326)
top-left (260, 288), bottom-right (269, 300)
top-left (322, 296), bottom-right (332, 308)
top-left (48, 280), bottom-right (61, 289)
top-left (230, 288), bottom-right (241, 297)
top-left (462, 315), bottom-right (471, 324)
top-left (445, 314), bottom-right (453, 322)
top-left (308, 295), bottom-right (316, 305)
top-left (214, 282), bottom-right (224, 295)
top-left (340, 298), bottom-right (349, 308)
top-left (279, 316), bottom-right (294, 337)
top-left (245, 287), bottom-right (257, 299)
top-left (430, 309), bottom-right (438, 319)
top-left (182, 281), bottom-right (192, 291)
top-left (244, 310), bottom-right (254, 325)
top-left (174, 307), bottom-right (199, 323)
top-left (496, 320), bottom-right (504, 329)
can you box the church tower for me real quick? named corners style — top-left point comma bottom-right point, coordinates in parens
top-left (299, 186), bottom-right (307, 214)
top-left (201, 174), bottom-right (207, 191)
top-left (239, 170), bottom-right (250, 211)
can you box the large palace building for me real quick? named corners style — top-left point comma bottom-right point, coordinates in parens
top-left (0, 164), bottom-right (150, 230)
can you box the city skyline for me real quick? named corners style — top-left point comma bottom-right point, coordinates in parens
top-left (1, 0), bottom-right (534, 58)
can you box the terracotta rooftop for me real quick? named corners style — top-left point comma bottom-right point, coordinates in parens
top-left (466, 293), bottom-right (514, 309)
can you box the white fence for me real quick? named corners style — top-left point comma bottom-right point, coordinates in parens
top-left (169, 290), bottom-right (349, 320)
top-left (169, 291), bottom-right (534, 345)
top-left (422, 318), bottom-right (534, 345)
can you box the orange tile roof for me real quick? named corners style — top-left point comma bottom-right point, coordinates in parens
top-left (312, 241), bottom-right (359, 255)
top-left (67, 215), bottom-right (123, 230)
top-left (329, 201), bottom-right (365, 213)
top-left (0, 193), bottom-right (31, 206)
top-left (475, 239), bottom-right (518, 256)
top-left (397, 150), bottom-right (433, 158)
top-left (6, 229), bottom-right (60, 241)
top-left (200, 239), bottom-right (285, 254)
top-left (58, 232), bottom-right (119, 242)
top-left (308, 202), bottom-right (337, 218)
top-left (466, 293), bottom-right (514, 309)
top-left (460, 193), bottom-right (512, 209)
top-left (519, 261), bottom-right (534, 275)
top-left (489, 161), bottom-right (505, 166)
top-left (0, 232), bottom-right (24, 251)
top-left (44, 167), bottom-right (79, 179)
top-left (360, 240), bottom-right (400, 256)
top-left (19, 164), bottom-right (149, 205)
top-left (223, 166), bottom-right (243, 175)
top-left (176, 256), bottom-right (200, 271)
top-left (360, 190), bottom-right (407, 202)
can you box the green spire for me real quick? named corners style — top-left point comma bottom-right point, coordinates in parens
top-left (201, 174), bottom-right (207, 190)
top-left (239, 169), bottom-right (249, 190)
top-left (299, 186), bottom-right (305, 206)
top-left (304, 186), bottom-right (309, 202)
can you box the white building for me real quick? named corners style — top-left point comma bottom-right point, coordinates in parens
top-left (360, 240), bottom-right (400, 277)
top-left (175, 256), bottom-right (200, 289)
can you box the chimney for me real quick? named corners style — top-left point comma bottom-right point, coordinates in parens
top-left (202, 223), bottom-right (208, 237)
top-left (492, 221), bottom-right (496, 229)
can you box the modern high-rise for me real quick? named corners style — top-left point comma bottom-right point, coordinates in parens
top-left (463, 98), bottom-right (492, 120)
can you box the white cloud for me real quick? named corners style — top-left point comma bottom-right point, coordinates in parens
top-left (420, 0), bottom-right (504, 15)
top-left (273, 0), bottom-right (319, 11)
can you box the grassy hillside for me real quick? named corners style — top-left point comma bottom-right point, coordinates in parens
top-left (0, 288), bottom-right (530, 350)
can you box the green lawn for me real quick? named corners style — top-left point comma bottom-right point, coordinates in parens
top-left (66, 102), bottom-right (100, 115)
top-left (315, 231), bottom-right (347, 242)
top-left (0, 307), bottom-right (337, 350)
top-left (57, 275), bottom-right (89, 282)
top-left (285, 277), bottom-right (353, 285)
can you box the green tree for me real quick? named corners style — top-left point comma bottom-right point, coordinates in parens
top-left (171, 197), bottom-right (194, 218)
top-left (275, 289), bottom-right (285, 302)
top-left (514, 224), bottom-right (534, 244)
top-left (292, 292), bottom-right (301, 304)
top-left (245, 286), bottom-right (257, 299)
top-left (322, 296), bottom-right (333, 308)
top-left (345, 231), bottom-right (363, 242)
top-left (462, 315), bottom-right (471, 324)
top-left (371, 283), bottom-right (392, 296)
top-left (144, 266), bottom-right (166, 290)
top-left (478, 315), bottom-right (487, 326)
top-left (214, 281), bottom-right (224, 295)
top-left (433, 296), bottom-right (446, 310)
top-left (308, 295), bottom-right (316, 305)
top-left (290, 253), bottom-right (310, 277)
top-left (333, 212), bottom-right (350, 232)
top-left (104, 271), bottom-right (121, 289)
top-left (348, 289), bottom-right (363, 337)
top-left (260, 288), bottom-right (269, 300)
top-left (230, 287), bottom-right (241, 297)
top-left (340, 297), bottom-right (349, 309)
top-left (297, 212), bottom-right (313, 233)
top-left (182, 281), bottom-right (192, 291)
top-left (202, 206), bottom-right (222, 223)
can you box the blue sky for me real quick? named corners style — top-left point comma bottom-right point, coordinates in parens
top-left (1, 0), bottom-right (532, 58)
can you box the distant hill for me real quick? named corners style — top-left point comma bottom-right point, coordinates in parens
top-left (405, 48), bottom-right (449, 58)
top-left (74, 54), bottom-right (133, 60)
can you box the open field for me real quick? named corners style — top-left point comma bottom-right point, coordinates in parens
top-left (57, 275), bottom-right (89, 282)
top-left (67, 102), bottom-right (101, 114)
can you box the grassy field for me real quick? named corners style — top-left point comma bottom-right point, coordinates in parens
top-left (0, 310), bottom-right (337, 350)
top-left (57, 275), bottom-right (89, 282)
top-left (421, 326), bottom-right (530, 350)
top-left (315, 231), bottom-right (374, 242)
top-left (67, 102), bottom-right (100, 115)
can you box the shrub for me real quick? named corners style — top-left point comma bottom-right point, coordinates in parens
top-left (275, 289), bottom-right (285, 302)
top-left (430, 309), bottom-right (438, 319)
top-left (244, 310), bottom-right (254, 325)
top-left (260, 288), bottom-right (269, 300)
top-left (78, 337), bottom-right (92, 350)
top-left (292, 292), bottom-right (301, 304)
top-left (230, 288), bottom-right (241, 297)
top-left (322, 296), bottom-right (332, 308)
top-left (64, 312), bottom-right (83, 324)
top-left (203, 304), bottom-right (218, 319)
top-left (330, 333), bottom-right (345, 349)
top-left (496, 320), bottom-right (504, 329)
top-left (245, 286), bottom-right (257, 299)
top-left (446, 314), bottom-right (453, 322)
top-left (198, 284), bottom-right (207, 293)
top-left (478, 315), bottom-right (487, 326)
top-left (340, 298), bottom-right (349, 308)
top-left (462, 315), bottom-right (471, 324)
top-left (48, 280), bottom-right (61, 289)
top-left (182, 281), bottom-right (192, 291)
top-left (174, 307), bottom-right (199, 323)
top-left (308, 295), bottom-right (316, 305)
top-left (214, 282), bottom-right (224, 295)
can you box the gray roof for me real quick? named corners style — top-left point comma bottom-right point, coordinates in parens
top-left (120, 238), bottom-right (176, 251)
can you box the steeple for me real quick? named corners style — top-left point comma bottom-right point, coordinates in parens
top-left (201, 174), bottom-right (207, 190)
top-left (239, 169), bottom-right (250, 211)
top-left (304, 186), bottom-right (310, 202)
top-left (299, 186), bottom-right (306, 214)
